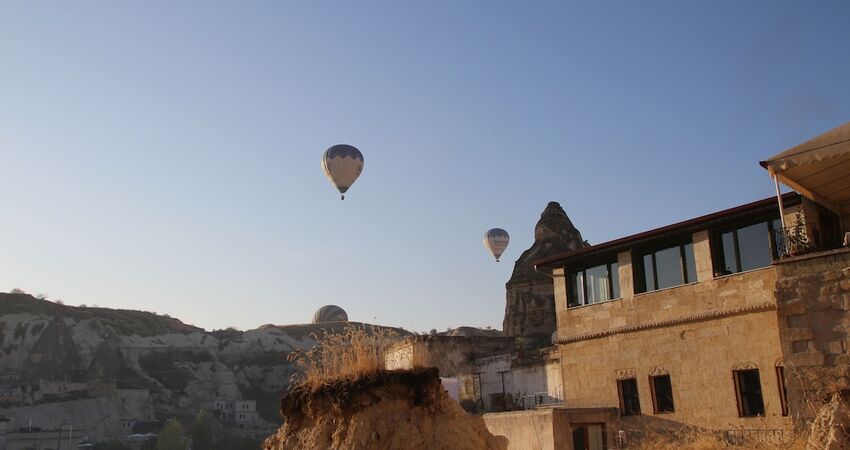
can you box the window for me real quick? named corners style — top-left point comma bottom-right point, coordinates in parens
top-left (715, 220), bottom-right (780, 275)
top-left (776, 366), bottom-right (789, 417)
top-left (569, 261), bottom-right (620, 307)
top-left (638, 242), bottom-right (696, 293)
top-left (650, 375), bottom-right (675, 413)
top-left (734, 369), bottom-right (765, 417)
top-left (617, 378), bottom-right (641, 416)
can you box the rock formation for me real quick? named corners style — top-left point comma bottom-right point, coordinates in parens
top-left (0, 293), bottom-right (407, 432)
top-left (263, 367), bottom-right (507, 450)
top-left (503, 202), bottom-right (586, 348)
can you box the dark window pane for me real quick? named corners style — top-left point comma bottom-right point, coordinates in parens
top-left (618, 378), bottom-right (641, 416)
top-left (569, 271), bottom-right (584, 307)
top-left (643, 254), bottom-right (655, 292)
top-left (651, 375), bottom-right (675, 413)
top-left (735, 369), bottom-right (765, 417)
top-left (683, 243), bottom-right (696, 283)
top-left (721, 232), bottom-right (737, 274)
top-left (738, 222), bottom-right (771, 272)
top-left (610, 262), bottom-right (620, 299)
top-left (771, 218), bottom-right (782, 259)
top-left (585, 264), bottom-right (611, 304)
top-left (655, 246), bottom-right (683, 289)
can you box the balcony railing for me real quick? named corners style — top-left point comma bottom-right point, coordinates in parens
top-left (519, 385), bottom-right (564, 410)
top-left (773, 219), bottom-right (845, 259)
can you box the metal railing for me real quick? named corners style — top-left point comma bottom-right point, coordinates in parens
top-left (773, 219), bottom-right (844, 259)
top-left (519, 386), bottom-right (564, 410)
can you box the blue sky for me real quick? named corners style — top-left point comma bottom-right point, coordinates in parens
top-left (1, 1), bottom-right (849, 332)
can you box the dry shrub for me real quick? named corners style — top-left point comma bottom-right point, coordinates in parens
top-left (289, 326), bottom-right (399, 388)
top-left (629, 426), bottom-right (806, 450)
top-left (806, 393), bottom-right (850, 449)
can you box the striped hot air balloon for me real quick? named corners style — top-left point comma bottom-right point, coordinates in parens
top-left (321, 144), bottom-right (364, 200)
top-left (484, 228), bottom-right (510, 262)
top-left (312, 305), bottom-right (348, 323)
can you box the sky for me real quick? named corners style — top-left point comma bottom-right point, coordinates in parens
top-left (1, 1), bottom-right (850, 332)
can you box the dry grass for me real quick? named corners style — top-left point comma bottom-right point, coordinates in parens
top-left (629, 429), bottom-right (806, 450)
top-left (288, 326), bottom-right (399, 388)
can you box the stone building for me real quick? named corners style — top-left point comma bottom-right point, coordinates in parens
top-left (389, 121), bottom-right (850, 449)
top-left (520, 121), bottom-right (850, 449)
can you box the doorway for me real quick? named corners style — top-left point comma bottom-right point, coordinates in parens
top-left (571, 423), bottom-right (605, 450)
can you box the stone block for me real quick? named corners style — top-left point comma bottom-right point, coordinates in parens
top-left (781, 299), bottom-right (807, 315)
top-left (827, 341), bottom-right (845, 355)
top-left (823, 271), bottom-right (842, 282)
top-left (789, 351), bottom-right (824, 367)
top-left (784, 327), bottom-right (814, 341)
top-left (841, 280), bottom-right (850, 291)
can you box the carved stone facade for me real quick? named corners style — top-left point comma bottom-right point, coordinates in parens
top-left (503, 202), bottom-right (585, 348)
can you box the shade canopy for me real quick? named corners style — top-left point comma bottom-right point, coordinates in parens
top-left (760, 121), bottom-right (850, 226)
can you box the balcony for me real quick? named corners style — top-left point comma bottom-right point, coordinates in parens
top-left (772, 219), bottom-right (846, 259)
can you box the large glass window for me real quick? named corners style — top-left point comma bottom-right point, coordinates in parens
top-left (715, 220), bottom-right (778, 276)
top-left (569, 261), bottom-right (619, 307)
top-left (638, 242), bottom-right (696, 293)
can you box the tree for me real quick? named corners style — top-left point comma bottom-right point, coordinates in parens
top-left (191, 410), bottom-right (213, 450)
top-left (156, 418), bottom-right (184, 450)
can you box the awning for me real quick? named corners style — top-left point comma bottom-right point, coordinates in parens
top-left (760, 120), bottom-right (850, 218)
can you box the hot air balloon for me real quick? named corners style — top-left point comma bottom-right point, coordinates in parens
top-left (321, 144), bottom-right (364, 200)
top-left (484, 228), bottom-right (510, 262)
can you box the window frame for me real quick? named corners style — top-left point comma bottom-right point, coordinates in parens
top-left (733, 369), bottom-right (766, 418)
top-left (635, 240), bottom-right (696, 294)
top-left (776, 366), bottom-right (789, 417)
top-left (568, 259), bottom-right (620, 308)
top-left (617, 378), bottom-right (641, 416)
top-left (649, 374), bottom-right (675, 414)
top-left (712, 218), bottom-right (781, 276)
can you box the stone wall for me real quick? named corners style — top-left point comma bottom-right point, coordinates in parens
top-left (483, 407), bottom-right (618, 450)
top-left (556, 268), bottom-right (789, 430)
top-left (384, 336), bottom-right (514, 376)
top-left (483, 409), bottom-right (557, 450)
top-left (774, 249), bottom-right (850, 420)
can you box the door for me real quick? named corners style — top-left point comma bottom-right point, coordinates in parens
top-left (571, 424), bottom-right (605, 450)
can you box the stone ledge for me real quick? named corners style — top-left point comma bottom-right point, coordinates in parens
top-left (557, 302), bottom-right (777, 344)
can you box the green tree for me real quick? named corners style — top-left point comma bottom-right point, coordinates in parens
top-left (156, 418), bottom-right (185, 450)
top-left (191, 410), bottom-right (213, 450)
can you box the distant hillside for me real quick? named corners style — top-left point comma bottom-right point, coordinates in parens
top-left (0, 292), bottom-right (410, 425)
top-left (438, 326), bottom-right (502, 337)
top-left (0, 293), bottom-right (202, 337)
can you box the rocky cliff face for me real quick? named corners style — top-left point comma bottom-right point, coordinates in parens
top-left (503, 202), bottom-right (585, 348)
top-left (0, 293), bottom-right (406, 426)
top-left (264, 368), bottom-right (507, 450)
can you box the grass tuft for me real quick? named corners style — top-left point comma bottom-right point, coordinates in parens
top-left (288, 326), bottom-right (400, 388)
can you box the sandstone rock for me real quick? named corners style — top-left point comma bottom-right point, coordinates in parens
top-left (503, 202), bottom-right (586, 348)
top-left (264, 368), bottom-right (507, 450)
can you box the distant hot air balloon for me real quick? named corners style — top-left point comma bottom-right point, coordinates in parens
top-left (484, 228), bottom-right (510, 262)
top-left (321, 144), bottom-right (364, 200)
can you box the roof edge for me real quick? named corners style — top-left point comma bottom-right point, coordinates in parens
top-left (534, 193), bottom-right (798, 268)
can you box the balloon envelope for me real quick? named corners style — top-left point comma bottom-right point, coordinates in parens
top-left (321, 144), bottom-right (364, 200)
top-left (484, 228), bottom-right (510, 262)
